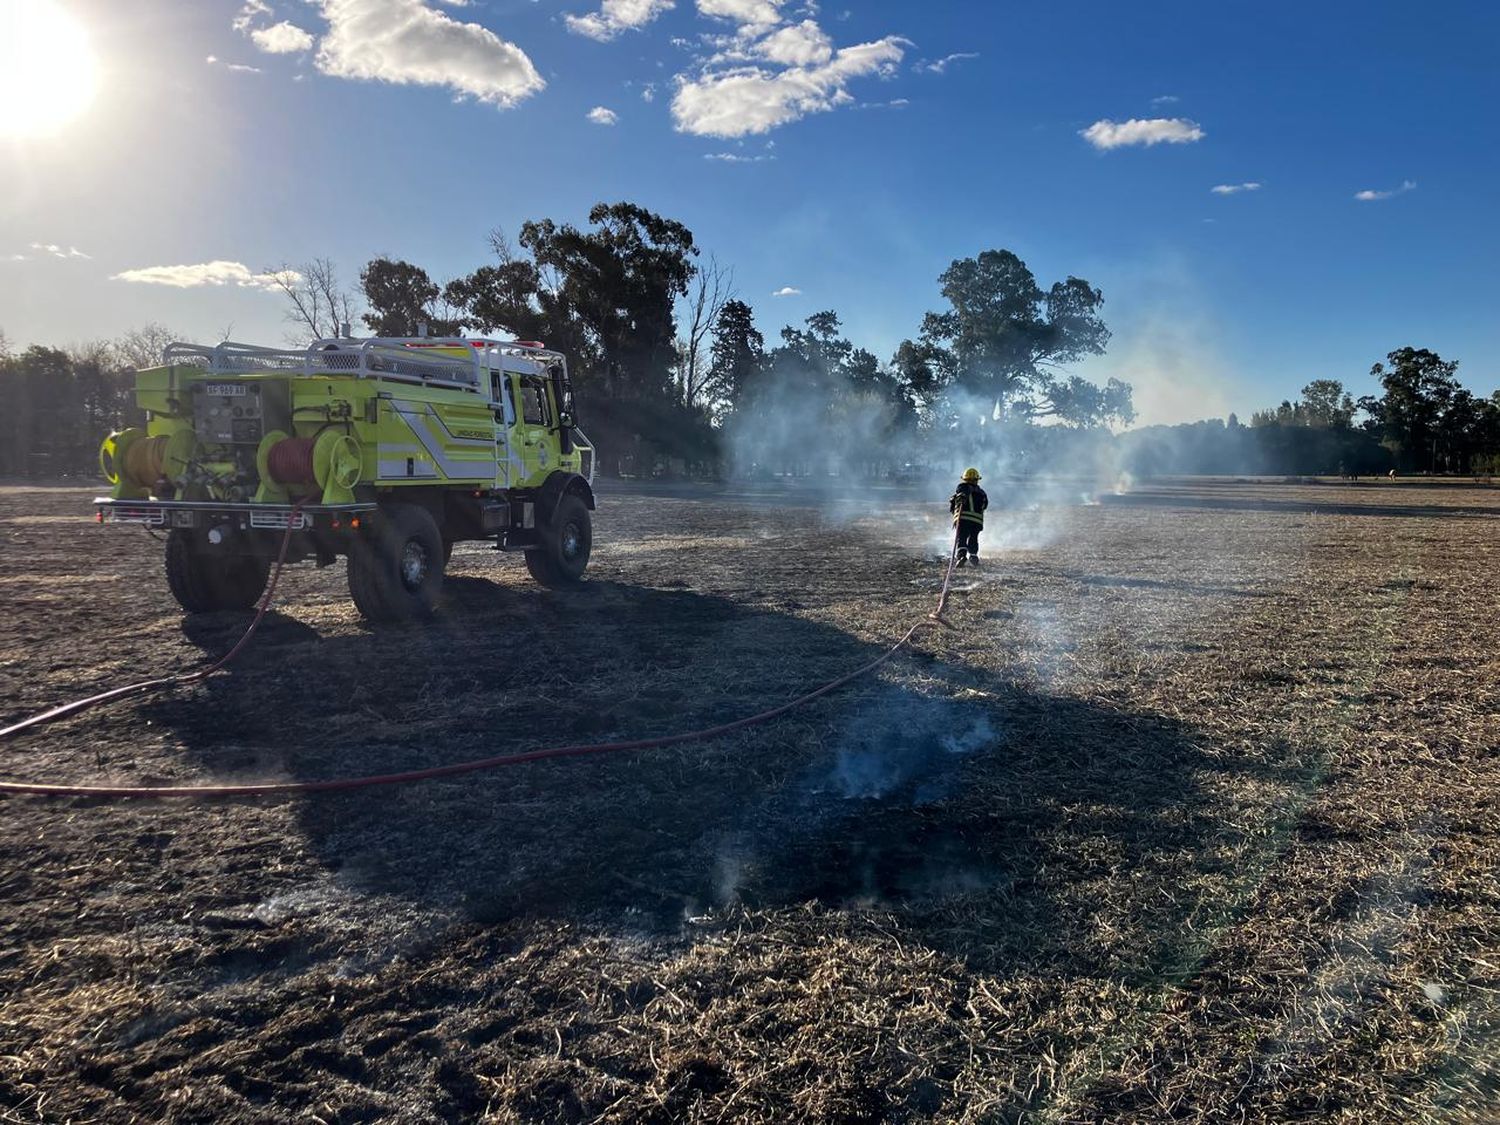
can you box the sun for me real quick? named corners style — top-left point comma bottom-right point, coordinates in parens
top-left (0, 0), bottom-right (99, 139)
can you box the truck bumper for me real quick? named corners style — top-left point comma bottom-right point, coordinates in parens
top-left (94, 498), bottom-right (376, 531)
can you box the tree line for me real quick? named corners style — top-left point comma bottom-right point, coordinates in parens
top-left (343, 204), bottom-right (1134, 476)
top-left (0, 201), bottom-right (1491, 481)
top-left (1122, 349), bottom-right (1500, 479)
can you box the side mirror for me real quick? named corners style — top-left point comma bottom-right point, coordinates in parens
top-left (559, 411), bottom-right (575, 429)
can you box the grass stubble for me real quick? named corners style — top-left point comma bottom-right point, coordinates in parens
top-left (0, 478), bottom-right (1496, 1122)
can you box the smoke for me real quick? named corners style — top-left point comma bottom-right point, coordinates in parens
top-left (819, 696), bottom-right (995, 803)
top-left (722, 363), bottom-right (1132, 575)
top-left (703, 689), bottom-right (1001, 908)
top-left (722, 366), bottom-right (909, 486)
top-left (1101, 309), bottom-right (1244, 426)
top-left (1072, 252), bottom-right (1255, 428)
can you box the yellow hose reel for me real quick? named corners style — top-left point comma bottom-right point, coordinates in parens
top-left (313, 431), bottom-right (362, 505)
top-left (100, 428), bottom-right (195, 499)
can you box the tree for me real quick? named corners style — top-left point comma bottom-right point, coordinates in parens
top-left (889, 339), bottom-right (950, 417)
top-left (519, 202), bottom-right (698, 399)
top-left (676, 254), bottom-right (733, 410)
top-left (1298, 379), bottom-right (1356, 428)
top-left (271, 257), bottom-right (359, 343)
top-left (446, 204), bottom-right (703, 475)
top-left (1369, 347), bottom-right (1461, 471)
top-left (0, 346), bottom-right (73, 476)
top-left (443, 231), bottom-right (596, 368)
top-left (708, 298), bottom-right (764, 415)
top-left (112, 322), bottom-right (177, 369)
top-left (900, 249), bottom-right (1127, 426)
top-left (360, 258), bottom-right (462, 337)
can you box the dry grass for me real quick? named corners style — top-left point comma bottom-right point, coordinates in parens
top-left (0, 477), bottom-right (1498, 1122)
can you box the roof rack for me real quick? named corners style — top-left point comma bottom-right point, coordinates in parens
top-left (160, 337), bottom-right (566, 389)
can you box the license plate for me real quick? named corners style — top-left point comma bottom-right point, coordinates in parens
top-left (206, 383), bottom-right (247, 396)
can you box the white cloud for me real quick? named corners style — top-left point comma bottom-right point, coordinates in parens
top-left (771, 285), bottom-right (800, 296)
top-left (672, 33), bottom-right (907, 137)
top-left (112, 261), bottom-right (295, 291)
top-left (313, 0), bottom-right (544, 108)
top-left (917, 51), bottom-right (977, 74)
top-left (232, 0), bottom-right (272, 33)
top-left (1210, 181), bottom-right (1261, 195)
top-left (640, 82), bottom-right (657, 101)
top-left (704, 151), bottom-right (773, 162)
top-left (1080, 117), bottom-right (1204, 150)
top-left (207, 54), bottom-right (261, 72)
top-left (1151, 94), bottom-right (1179, 105)
top-left (1354, 179), bottom-right (1416, 201)
top-left (29, 243), bottom-right (90, 259)
top-left (697, 0), bottom-right (786, 27)
top-left (587, 105), bottom-right (619, 125)
top-left (566, 0), bottom-right (674, 42)
top-left (251, 20), bottom-right (315, 52)
top-left (756, 20), bottom-right (832, 66)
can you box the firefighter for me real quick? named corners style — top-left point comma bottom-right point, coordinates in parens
top-left (949, 467), bottom-right (988, 568)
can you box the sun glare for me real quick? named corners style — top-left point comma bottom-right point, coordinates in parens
top-left (0, 0), bottom-right (99, 139)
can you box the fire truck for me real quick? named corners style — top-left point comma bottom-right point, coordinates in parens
top-left (96, 336), bottom-right (596, 622)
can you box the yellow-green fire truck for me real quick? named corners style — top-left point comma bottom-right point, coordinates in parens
top-left (96, 336), bottom-right (597, 622)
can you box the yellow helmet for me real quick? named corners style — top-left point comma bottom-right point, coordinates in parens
top-left (962, 467), bottom-right (981, 483)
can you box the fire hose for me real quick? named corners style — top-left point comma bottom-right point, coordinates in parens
top-left (0, 523), bottom-right (962, 800)
top-left (0, 503), bottom-right (307, 746)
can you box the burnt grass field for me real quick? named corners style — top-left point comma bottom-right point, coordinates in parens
top-left (1, 477), bottom-right (1499, 1123)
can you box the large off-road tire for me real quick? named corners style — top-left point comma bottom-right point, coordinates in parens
top-left (347, 502), bottom-right (445, 623)
top-left (164, 529), bottom-right (270, 613)
top-left (524, 493), bottom-right (592, 587)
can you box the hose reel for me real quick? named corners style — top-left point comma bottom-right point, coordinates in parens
top-left (254, 430), bottom-right (362, 504)
top-left (99, 428), bottom-right (195, 500)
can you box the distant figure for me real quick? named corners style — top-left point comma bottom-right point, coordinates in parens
top-left (950, 467), bottom-right (989, 569)
top-left (1389, 469), bottom-right (1398, 480)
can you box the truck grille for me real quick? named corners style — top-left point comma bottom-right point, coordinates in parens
top-left (249, 510), bottom-right (310, 530)
top-left (108, 505), bottom-right (167, 526)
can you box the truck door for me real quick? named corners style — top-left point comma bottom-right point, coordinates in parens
top-left (490, 368), bottom-right (517, 488)
top-left (514, 372), bottom-right (553, 487)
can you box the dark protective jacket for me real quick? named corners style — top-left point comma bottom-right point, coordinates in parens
top-left (950, 481), bottom-right (988, 527)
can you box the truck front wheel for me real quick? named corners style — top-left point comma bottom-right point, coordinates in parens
top-left (525, 493), bottom-right (592, 586)
top-left (164, 530), bottom-right (270, 613)
top-left (347, 503), bottom-right (445, 622)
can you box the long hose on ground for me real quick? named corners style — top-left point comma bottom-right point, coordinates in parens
top-left (0, 504), bottom-right (306, 743)
top-left (0, 522), bottom-right (963, 801)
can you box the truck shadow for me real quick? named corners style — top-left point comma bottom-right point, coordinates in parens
top-left (147, 575), bottom-right (1301, 978)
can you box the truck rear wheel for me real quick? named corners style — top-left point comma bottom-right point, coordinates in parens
top-left (164, 529), bottom-right (270, 613)
top-left (347, 502), bottom-right (445, 622)
top-left (525, 493), bottom-right (591, 586)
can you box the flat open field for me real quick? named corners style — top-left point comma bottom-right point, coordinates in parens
top-left (1, 478), bottom-right (1498, 1123)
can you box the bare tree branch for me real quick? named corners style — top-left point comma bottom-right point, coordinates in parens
top-left (111, 322), bottom-right (177, 369)
top-left (271, 258), bottom-right (359, 344)
top-left (677, 254), bottom-right (734, 409)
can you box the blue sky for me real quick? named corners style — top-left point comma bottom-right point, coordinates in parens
top-left (1, 0), bottom-right (1496, 423)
